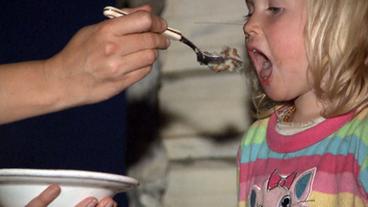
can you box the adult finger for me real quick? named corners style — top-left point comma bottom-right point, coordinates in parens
top-left (105, 11), bottom-right (168, 35)
top-left (108, 49), bottom-right (158, 78)
top-left (75, 197), bottom-right (98, 207)
top-left (120, 4), bottom-right (152, 14)
top-left (96, 197), bottom-right (117, 207)
top-left (122, 66), bottom-right (151, 83)
top-left (26, 184), bottom-right (61, 207)
top-left (106, 32), bottom-right (169, 57)
top-left (113, 66), bottom-right (152, 90)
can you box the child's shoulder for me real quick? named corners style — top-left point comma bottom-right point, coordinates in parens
top-left (241, 116), bottom-right (271, 144)
top-left (340, 107), bottom-right (368, 139)
top-left (248, 116), bottom-right (270, 131)
top-left (347, 107), bottom-right (368, 130)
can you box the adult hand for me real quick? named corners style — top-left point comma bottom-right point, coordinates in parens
top-left (0, 5), bottom-right (170, 124)
top-left (45, 5), bottom-right (170, 109)
top-left (26, 184), bottom-right (117, 207)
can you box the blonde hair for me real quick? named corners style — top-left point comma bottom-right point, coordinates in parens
top-left (306, 0), bottom-right (368, 117)
top-left (249, 0), bottom-right (368, 118)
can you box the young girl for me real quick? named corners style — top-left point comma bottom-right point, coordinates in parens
top-left (238, 0), bottom-right (368, 206)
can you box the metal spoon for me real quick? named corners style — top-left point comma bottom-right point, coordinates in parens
top-left (103, 6), bottom-right (239, 69)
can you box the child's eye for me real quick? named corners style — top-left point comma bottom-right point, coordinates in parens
top-left (267, 7), bottom-right (283, 15)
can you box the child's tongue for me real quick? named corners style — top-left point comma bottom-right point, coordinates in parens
top-left (260, 60), bottom-right (272, 80)
top-left (256, 53), bottom-right (272, 82)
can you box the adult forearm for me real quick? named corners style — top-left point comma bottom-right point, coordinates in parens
top-left (0, 61), bottom-right (67, 124)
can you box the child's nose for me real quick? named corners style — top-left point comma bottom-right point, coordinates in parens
top-left (243, 17), bottom-right (260, 41)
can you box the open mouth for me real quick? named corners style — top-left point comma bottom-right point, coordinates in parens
top-left (248, 48), bottom-right (273, 84)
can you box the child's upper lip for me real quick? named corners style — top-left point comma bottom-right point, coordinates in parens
top-left (246, 44), bottom-right (273, 74)
top-left (247, 44), bottom-right (266, 57)
top-left (246, 44), bottom-right (270, 62)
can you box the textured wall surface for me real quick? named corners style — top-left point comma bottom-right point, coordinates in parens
top-left (158, 1), bottom-right (251, 207)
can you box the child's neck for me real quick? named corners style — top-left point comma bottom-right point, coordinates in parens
top-left (291, 92), bottom-right (323, 123)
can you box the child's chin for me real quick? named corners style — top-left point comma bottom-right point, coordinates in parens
top-left (263, 91), bottom-right (290, 103)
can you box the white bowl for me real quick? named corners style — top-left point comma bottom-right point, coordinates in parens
top-left (0, 168), bottom-right (139, 207)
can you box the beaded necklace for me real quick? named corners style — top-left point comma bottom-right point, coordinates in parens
top-left (276, 105), bottom-right (296, 123)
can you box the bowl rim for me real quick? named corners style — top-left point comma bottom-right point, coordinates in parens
top-left (0, 168), bottom-right (139, 187)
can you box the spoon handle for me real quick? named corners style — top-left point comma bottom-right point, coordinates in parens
top-left (103, 6), bottom-right (182, 41)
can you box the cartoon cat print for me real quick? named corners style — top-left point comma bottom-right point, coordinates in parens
top-left (249, 168), bottom-right (316, 207)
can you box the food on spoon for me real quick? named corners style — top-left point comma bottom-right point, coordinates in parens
top-left (208, 47), bottom-right (243, 72)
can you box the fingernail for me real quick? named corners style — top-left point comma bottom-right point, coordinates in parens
top-left (45, 184), bottom-right (60, 197)
top-left (162, 19), bottom-right (168, 28)
top-left (104, 202), bottom-right (114, 207)
top-left (87, 198), bottom-right (98, 207)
